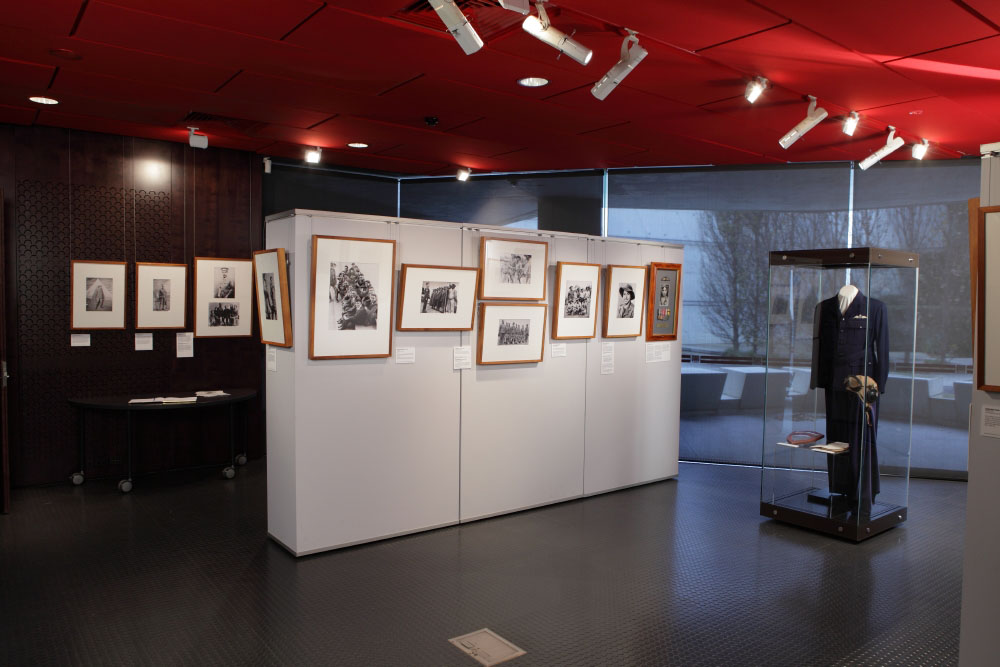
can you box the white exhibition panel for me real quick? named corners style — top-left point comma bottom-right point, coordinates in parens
top-left (583, 240), bottom-right (683, 495)
top-left (265, 210), bottom-right (682, 554)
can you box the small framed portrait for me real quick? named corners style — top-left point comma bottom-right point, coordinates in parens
top-left (71, 260), bottom-right (127, 330)
top-left (603, 265), bottom-right (647, 338)
top-left (552, 261), bottom-right (600, 340)
top-left (253, 248), bottom-right (293, 347)
top-left (194, 257), bottom-right (253, 338)
top-left (646, 262), bottom-right (682, 341)
top-left (479, 236), bottom-right (548, 301)
top-left (396, 264), bottom-right (480, 331)
top-left (135, 262), bottom-right (187, 330)
top-left (477, 302), bottom-right (547, 365)
top-left (309, 235), bottom-right (396, 360)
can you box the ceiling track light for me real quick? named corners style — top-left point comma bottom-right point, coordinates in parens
top-left (778, 95), bottom-right (828, 149)
top-left (522, 1), bottom-right (593, 66)
top-left (457, 167), bottom-right (471, 181)
top-left (912, 138), bottom-right (929, 160)
top-left (745, 76), bottom-right (767, 103)
top-left (858, 126), bottom-right (904, 171)
top-left (305, 147), bottom-right (322, 164)
top-left (428, 0), bottom-right (483, 55)
top-left (591, 29), bottom-right (648, 101)
top-left (498, 0), bottom-right (530, 14)
top-left (843, 111), bottom-right (860, 136)
top-left (187, 126), bottom-right (208, 149)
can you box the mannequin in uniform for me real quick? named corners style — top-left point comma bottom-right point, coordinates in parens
top-left (810, 284), bottom-right (889, 513)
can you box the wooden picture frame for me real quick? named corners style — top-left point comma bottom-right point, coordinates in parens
top-left (193, 257), bottom-right (253, 338)
top-left (603, 265), bottom-right (647, 338)
top-left (71, 260), bottom-right (127, 330)
top-left (479, 236), bottom-right (548, 301)
top-left (477, 302), bottom-right (547, 365)
top-left (552, 261), bottom-right (600, 339)
top-left (646, 262), bottom-right (682, 341)
top-left (135, 262), bottom-right (187, 330)
top-left (396, 264), bottom-right (480, 331)
top-left (977, 205), bottom-right (1000, 391)
top-left (309, 235), bottom-right (396, 360)
top-left (253, 248), bottom-right (293, 347)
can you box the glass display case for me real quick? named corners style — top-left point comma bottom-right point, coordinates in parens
top-left (760, 247), bottom-right (918, 541)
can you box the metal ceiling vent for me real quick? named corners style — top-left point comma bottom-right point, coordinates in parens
top-left (395, 0), bottom-right (523, 40)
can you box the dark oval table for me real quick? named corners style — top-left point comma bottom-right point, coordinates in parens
top-left (68, 388), bottom-right (257, 492)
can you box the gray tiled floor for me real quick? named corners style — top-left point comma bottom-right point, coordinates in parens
top-left (0, 461), bottom-right (965, 666)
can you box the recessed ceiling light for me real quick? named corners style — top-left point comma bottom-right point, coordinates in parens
top-left (518, 77), bottom-right (549, 88)
top-left (347, 142), bottom-right (368, 149)
top-left (908, 109), bottom-right (923, 115)
top-left (29, 96), bottom-right (59, 105)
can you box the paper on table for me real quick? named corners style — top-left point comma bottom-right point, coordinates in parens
top-left (601, 342), bottom-right (614, 375)
top-left (195, 390), bottom-right (228, 397)
top-left (135, 333), bottom-right (153, 351)
top-left (453, 346), bottom-right (472, 370)
top-left (550, 343), bottom-right (567, 358)
top-left (266, 346), bottom-right (277, 372)
top-left (70, 334), bottom-right (91, 347)
top-left (176, 332), bottom-right (193, 358)
top-left (395, 347), bottom-right (416, 364)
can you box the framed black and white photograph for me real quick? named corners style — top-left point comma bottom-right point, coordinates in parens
top-left (646, 262), bottom-right (682, 342)
top-left (477, 302), bottom-right (547, 365)
top-left (135, 262), bottom-right (187, 330)
top-left (479, 236), bottom-right (548, 301)
top-left (253, 248), bottom-right (293, 347)
top-left (309, 235), bottom-right (396, 359)
top-left (194, 257), bottom-right (253, 338)
top-left (396, 264), bottom-right (479, 331)
top-left (552, 261), bottom-right (601, 339)
top-left (71, 260), bottom-right (127, 330)
top-left (603, 265), bottom-right (647, 338)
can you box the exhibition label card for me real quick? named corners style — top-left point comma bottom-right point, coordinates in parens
top-left (134, 333), bottom-right (153, 351)
top-left (266, 346), bottom-right (277, 372)
top-left (395, 347), bottom-right (416, 364)
top-left (176, 332), bottom-right (194, 358)
top-left (453, 346), bottom-right (472, 370)
top-left (601, 342), bottom-right (614, 375)
top-left (70, 334), bottom-right (91, 347)
top-left (550, 343), bottom-right (567, 358)
top-left (982, 405), bottom-right (1000, 439)
top-left (646, 342), bottom-right (669, 363)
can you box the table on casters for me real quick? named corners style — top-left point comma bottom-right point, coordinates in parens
top-left (68, 388), bottom-right (257, 493)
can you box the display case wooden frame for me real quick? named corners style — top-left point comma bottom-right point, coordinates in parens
top-left (552, 261), bottom-right (600, 339)
top-left (135, 262), bottom-right (187, 330)
top-left (477, 302), bottom-right (547, 365)
top-left (309, 235), bottom-right (396, 360)
top-left (602, 264), bottom-right (647, 338)
top-left (253, 248), bottom-right (293, 347)
top-left (193, 257), bottom-right (253, 338)
top-left (71, 260), bottom-right (127, 330)
top-left (396, 264), bottom-right (480, 331)
top-left (479, 236), bottom-right (549, 301)
top-left (977, 205), bottom-right (1000, 391)
top-left (646, 262), bottom-right (681, 341)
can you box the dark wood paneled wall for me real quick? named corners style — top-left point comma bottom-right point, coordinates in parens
top-left (0, 124), bottom-right (263, 488)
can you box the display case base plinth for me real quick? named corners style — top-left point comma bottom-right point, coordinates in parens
top-left (761, 489), bottom-right (906, 542)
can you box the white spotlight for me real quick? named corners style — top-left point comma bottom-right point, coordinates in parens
top-left (912, 138), bottom-right (929, 160)
top-left (522, 2), bottom-right (592, 66)
top-left (457, 167), bottom-right (471, 181)
top-left (305, 147), bottom-right (322, 164)
top-left (187, 127), bottom-right (208, 149)
top-left (745, 76), bottom-right (767, 103)
top-left (778, 95), bottom-right (828, 149)
top-left (428, 0), bottom-right (483, 55)
top-left (858, 126), bottom-right (904, 171)
top-left (843, 111), bottom-right (859, 136)
top-left (499, 0), bottom-right (530, 14)
top-left (263, 157), bottom-right (272, 174)
top-left (591, 30), bottom-right (647, 101)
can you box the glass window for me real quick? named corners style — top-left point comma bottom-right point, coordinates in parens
top-left (262, 164), bottom-right (398, 218)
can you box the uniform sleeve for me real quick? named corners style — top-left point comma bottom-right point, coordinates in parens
top-left (809, 301), bottom-right (823, 390)
top-left (874, 300), bottom-right (890, 393)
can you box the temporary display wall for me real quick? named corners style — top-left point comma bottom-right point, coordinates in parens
top-left (265, 210), bottom-right (682, 556)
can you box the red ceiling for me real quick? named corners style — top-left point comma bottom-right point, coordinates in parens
top-left (1, 0), bottom-right (998, 175)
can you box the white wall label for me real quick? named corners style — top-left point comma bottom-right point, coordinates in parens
top-left (601, 342), bottom-right (614, 375)
top-left (266, 346), bottom-right (277, 372)
top-left (982, 405), bottom-right (1000, 439)
top-left (176, 332), bottom-right (194, 358)
top-left (453, 346), bottom-right (472, 370)
top-left (646, 342), bottom-right (669, 363)
top-left (395, 347), bottom-right (415, 364)
top-left (551, 343), bottom-right (567, 358)
top-left (70, 333), bottom-right (91, 347)
top-left (134, 333), bottom-right (153, 351)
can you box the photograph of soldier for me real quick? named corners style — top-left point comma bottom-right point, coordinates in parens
top-left (499, 253), bottom-right (532, 284)
top-left (497, 319), bottom-right (530, 345)
top-left (328, 261), bottom-right (379, 330)
top-left (214, 267), bottom-right (236, 298)
top-left (262, 272), bottom-right (277, 320)
top-left (208, 302), bottom-right (239, 327)
top-left (617, 283), bottom-right (636, 318)
top-left (657, 281), bottom-right (671, 321)
top-left (563, 280), bottom-right (592, 318)
top-left (153, 279), bottom-right (171, 312)
top-left (85, 277), bottom-right (113, 312)
top-left (421, 281), bottom-right (458, 314)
